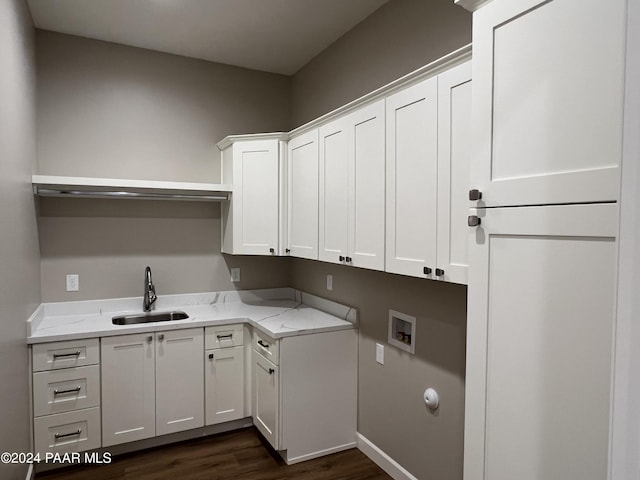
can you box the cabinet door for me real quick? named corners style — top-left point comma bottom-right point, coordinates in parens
top-left (155, 328), bottom-right (204, 436)
top-left (253, 351), bottom-right (279, 450)
top-left (318, 117), bottom-right (349, 264)
top-left (436, 61), bottom-right (472, 285)
top-left (385, 77), bottom-right (438, 277)
top-left (205, 345), bottom-right (245, 425)
top-left (349, 100), bottom-right (385, 270)
top-left (464, 203), bottom-right (617, 480)
top-left (470, 0), bottom-right (626, 206)
top-left (101, 333), bottom-right (155, 447)
top-left (231, 140), bottom-right (280, 255)
top-left (287, 129), bottom-right (319, 259)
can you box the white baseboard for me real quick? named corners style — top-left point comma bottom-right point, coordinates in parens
top-left (284, 441), bottom-right (356, 465)
top-left (25, 463), bottom-right (34, 480)
top-left (357, 433), bottom-right (418, 480)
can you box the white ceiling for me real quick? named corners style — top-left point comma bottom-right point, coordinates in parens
top-left (27, 0), bottom-right (388, 75)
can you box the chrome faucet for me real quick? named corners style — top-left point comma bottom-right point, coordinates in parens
top-left (143, 266), bottom-right (157, 312)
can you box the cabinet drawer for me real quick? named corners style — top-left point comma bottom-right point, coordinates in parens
top-left (205, 324), bottom-right (244, 349)
top-left (252, 331), bottom-right (279, 365)
top-left (33, 407), bottom-right (101, 455)
top-left (33, 338), bottom-right (99, 372)
top-left (33, 365), bottom-right (100, 417)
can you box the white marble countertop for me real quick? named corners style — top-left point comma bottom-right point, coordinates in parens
top-left (27, 288), bottom-right (357, 344)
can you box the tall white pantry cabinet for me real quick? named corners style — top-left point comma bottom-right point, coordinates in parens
top-left (459, 0), bottom-right (626, 479)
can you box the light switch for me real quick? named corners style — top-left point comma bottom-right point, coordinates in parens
top-left (230, 268), bottom-right (240, 282)
top-left (66, 274), bottom-right (79, 292)
top-left (376, 343), bottom-right (384, 365)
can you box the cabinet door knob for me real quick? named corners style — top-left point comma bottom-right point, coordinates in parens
top-left (468, 215), bottom-right (481, 227)
top-left (435, 268), bottom-right (445, 277)
top-left (158, 334), bottom-right (164, 341)
top-left (285, 248), bottom-right (290, 254)
top-left (208, 353), bottom-right (214, 360)
top-left (423, 267), bottom-right (432, 275)
top-left (469, 189), bottom-right (483, 201)
top-left (339, 256), bottom-right (345, 262)
top-left (269, 248), bottom-right (275, 254)
top-left (257, 340), bottom-right (269, 349)
top-left (146, 336), bottom-right (153, 343)
top-left (268, 368), bottom-right (275, 375)
top-left (345, 256), bottom-right (352, 263)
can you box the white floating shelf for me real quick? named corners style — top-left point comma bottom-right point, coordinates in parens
top-left (32, 175), bottom-right (232, 202)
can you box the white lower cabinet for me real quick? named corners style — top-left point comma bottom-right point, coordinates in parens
top-left (465, 203), bottom-right (618, 480)
top-left (205, 324), bottom-right (245, 425)
top-left (155, 328), bottom-right (204, 435)
top-left (253, 350), bottom-right (279, 448)
top-left (31, 338), bottom-right (102, 456)
top-left (33, 407), bottom-right (101, 455)
top-left (252, 328), bottom-right (357, 464)
top-left (32, 323), bottom-right (355, 465)
top-left (101, 333), bottom-right (155, 446)
top-left (101, 328), bottom-right (204, 446)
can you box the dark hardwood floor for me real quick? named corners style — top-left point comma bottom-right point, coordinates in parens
top-left (37, 428), bottom-right (391, 480)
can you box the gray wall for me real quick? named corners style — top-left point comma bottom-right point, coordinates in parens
top-left (36, 30), bottom-right (291, 183)
top-left (289, 1), bottom-right (471, 478)
top-left (291, 260), bottom-right (467, 480)
top-left (291, 0), bottom-right (471, 126)
top-left (0, 0), bottom-right (40, 478)
top-left (36, 32), bottom-right (292, 302)
top-left (38, 198), bottom-right (290, 302)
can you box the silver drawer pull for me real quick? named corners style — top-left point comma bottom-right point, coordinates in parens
top-left (54, 429), bottom-right (82, 440)
top-left (53, 386), bottom-right (81, 395)
top-left (257, 340), bottom-right (269, 349)
top-left (217, 334), bottom-right (233, 340)
top-left (52, 351), bottom-right (81, 359)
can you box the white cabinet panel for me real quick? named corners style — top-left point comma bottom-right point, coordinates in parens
top-left (33, 365), bottom-right (100, 417)
top-left (471, 0), bottom-right (625, 206)
top-left (205, 324), bottom-right (244, 349)
top-left (205, 345), bottom-right (244, 426)
top-left (437, 62), bottom-right (472, 284)
top-left (33, 338), bottom-right (99, 371)
top-left (318, 101), bottom-right (385, 270)
top-left (34, 407), bottom-right (101, 456)
top-left (220, 138), bottom-right (281, 255)
top-left (464, 203), bottom-right (618, 480)
top-left (386, 77), bottom-right (438, 277)
top-left (318, 117), bottom-right (349, 263)
top-left (155, 328), bottom-right (204, 436)
top-left (280, 329), bottom-right (357, 464)
top-left (287, 129), bottom-right (319, 259)
top-left (101, 333), bottom-right (155, 446)
top-left (350, 101), bottom-right (385, 270)
top-left (253, 351), bottom-right (279, 449)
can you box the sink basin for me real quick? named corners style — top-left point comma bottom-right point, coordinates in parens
top-left (112, 311), bottom-right (189, 325)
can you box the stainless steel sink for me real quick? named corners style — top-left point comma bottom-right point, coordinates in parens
top-left (112, 311), bottom-right (189, 325)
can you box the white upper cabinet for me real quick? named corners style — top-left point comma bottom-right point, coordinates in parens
top-left (319, 100), bottom-right (385, 270)
top-left (349, 101), bottom-right (386, 270)
top-left (470, 0), bottom-right (626, 206)
top-left (287, 129), bottom-right (319, 259)
top-left (220, 135), bottom-right (285, 255)
top-left (386, 77), bottom-right (439, 278)
top-left (437, 62), bottom-right (472, 285)
top-left (319, 116), bottom-right (350, 264)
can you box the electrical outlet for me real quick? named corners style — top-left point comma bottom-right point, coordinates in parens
top-left (376, 343), bottom-right (384, 365)
top-left (230, 268), bottom-right (241, 283)
top-left (66, 274), bottom-right (79, 292)
top-left (326, 274), bottom-right (333, 291)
